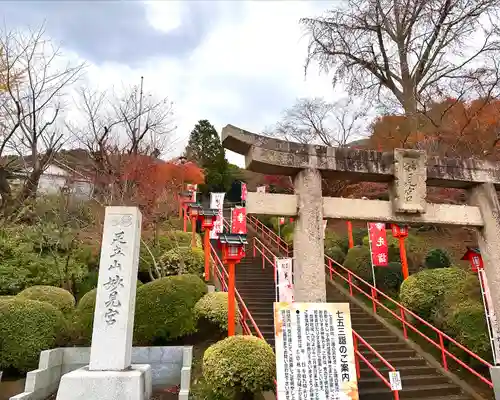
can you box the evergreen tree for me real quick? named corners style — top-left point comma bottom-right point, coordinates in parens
top-left (184, 120), bottom-right (233, 194)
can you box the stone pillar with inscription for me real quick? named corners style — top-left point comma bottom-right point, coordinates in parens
top-left (56, 207), bottom-right (152, 400)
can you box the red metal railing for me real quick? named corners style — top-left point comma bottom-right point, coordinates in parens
top-left (247, 215), bottom-right (291, 256)
top-left (209, 242), bottom-right (264, 339)
top-left (325, 255), bottom-right (493, 388)
top-left (252, 238), bottom-right (400, 399)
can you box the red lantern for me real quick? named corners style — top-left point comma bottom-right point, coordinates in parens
top-left (391, 224), bottom-right (409, 239)
top-left (461, 247), bottom-right (483, 273)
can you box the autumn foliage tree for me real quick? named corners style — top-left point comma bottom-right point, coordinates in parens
top-left (370, 97), bottom-right (500, 160)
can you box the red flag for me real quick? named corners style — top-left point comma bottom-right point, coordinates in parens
top-left (279, 217), bottom-right (285, 225)
top-left (241, 183), bottom-right (247, 201)
top-left (368, 223), bottom-right (389, 266)
top-left (289, 218), bottom-right (294, 223)
top-left (231, 207), bottom-right (247, 234)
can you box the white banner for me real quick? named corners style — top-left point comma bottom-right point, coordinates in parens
top-left (276, 258), bottom-right (294, 303)
top-left (256, 185), bottom-right (266, 193)
top-left (210, 192), bottom-right (225, 239)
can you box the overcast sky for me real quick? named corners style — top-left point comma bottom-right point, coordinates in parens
top-left (1, 0), bottom-right (343, 167)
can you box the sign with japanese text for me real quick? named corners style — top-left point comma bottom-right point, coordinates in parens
top-left (388, 371), bottom-right (402, 391)
top-left (89, 207), bottom-right (142, 371)
top-left (276, 258), bottom-right (294, 303)
top-left (241, 182), bottom-right (248, 201)
top-left (368, 222), bottom-right (389, 267)
top-left (274, 302), bottom-right (358, 400)
top-left (231, 207), bottom-right (247, 234)
top-left (209, 192), bottom-right (225, 239)
top-left (257, 185), bottom-right (266, 193)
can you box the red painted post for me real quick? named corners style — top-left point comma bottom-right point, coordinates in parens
top-left (439, 332), bottom-right (448, 370)
top-left (183, 205), bottom-right (187, 232)
top-left (371, 287), bottom-right (377, 314)
top-left (228, 262), bottom-right (236, 336)
top-left (399, 236), bottom-right (409, 280)
top-left (353, 335), bottom-right (360, 379)
top-left (204, 229), bottom-right (210, 281)
top-left (399, 306), bottom-right (408, 339)
top-left (347, 221), bottom-right (354, 249)
top-left (328, 259), bottom-right (333, 280)
top-left (191, 216), bottom-right (197, 248)
top-left (348, 272), bottom-right (353, 296)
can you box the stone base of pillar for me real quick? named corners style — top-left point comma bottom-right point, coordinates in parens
top-left (56, 364), bottom-right (152, 400)
top-left (490, 366), bottom-right (500, 400)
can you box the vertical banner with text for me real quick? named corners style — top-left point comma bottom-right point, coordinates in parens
top-left (368, 222), bottom-right (389, 266)
top-left (231, 207), bottom-right (247, 234)
top-left (274, 302), bottom-right (358, 400)
top-left (241, 183), bottom-right (248, 202)
top-left (210, 192), bottom-right (225, 239)
top-left (276, 258), bottom-right (294, 303)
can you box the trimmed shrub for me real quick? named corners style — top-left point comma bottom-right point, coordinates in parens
top-left (325, 246), bottom-right (346, 265)
top-left (17, 285), bottom-right (76, 314)
top-left (344, 246), bottom-right (372, 282)
top-left (203, 335), bottom-right (276, 399)
top-left (352, 228), bottom-right (368, 246)
top-left (0, 298), bottom-right (66, 372)
top-left (375, 262), bottom-right (404, 294)
top-left (134, 274), bottom-right (207, 345)
top-left (442, 300), bottom-right (491, 362)
top-left (194, 292), bottom-right (231, 331)
top-left (399, 267), bottom-right (467, 320)
top-left (158, 246), bottom-right (205, 277)
top-left (425, 248), bottom-right (451, 269)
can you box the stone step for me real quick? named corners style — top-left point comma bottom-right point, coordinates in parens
top-left (358, 374), bottom-right (451, 390)
top-left (359, 348), bottom-right (416, 358)
top-left (360, 364), bottom-right (439, 377)
top-left (360, 383), bottom-right (463, 399)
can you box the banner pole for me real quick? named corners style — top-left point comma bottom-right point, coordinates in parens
top-left (367, 222), bottom-right (377, 288)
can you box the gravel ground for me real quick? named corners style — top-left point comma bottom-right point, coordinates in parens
top-left (46, 386), bottom-right (179, 400)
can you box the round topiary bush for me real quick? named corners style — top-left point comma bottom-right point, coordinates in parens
top-left (425, 248), bottom-right (451, 269)
top-left (134, 274), bottom-right (207, 345)
top-left (0, 298), bottom-right (66, 372)
top-left (17, 285), bottom-right (76, 314)
top-left (375, 262), bottom-right (404, 294)
top-left (158, 246), bottom-right (205, 277)
top-left (344, 246), bottom-right (372, 281)
top-left (194, 292), bottom-right (233, 331)
top-left (399, 267), bottom-right (467, 320)
top-left (203, 335), bottom-right (276, 399)
top-left (325, 246), bottom-right (346, 265)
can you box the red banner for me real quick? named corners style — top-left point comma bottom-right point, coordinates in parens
top-left (368, 223), bottom-right (389, 266)
top-left (241, 183), bottom-right (247, 201)
top-left (231, 207), bottom-right (247, 234)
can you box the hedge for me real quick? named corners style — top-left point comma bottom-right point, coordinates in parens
top-left (194, 292), bottom-right (231, 331)
top-left (158, 246), bottom-right (205, 277)
top-left (0, 298), bottom-right (66, 372)
top-left (399, 267), bottom-right (467, 320)
top-left (203, 335), bottom-right (276, 398)
top-left (325, 246), bottom-right (346, 265)
top-left (425, 248), bottom-right (451, 269)
top-left (71, 280), bottom-right (144, 346)
top-left (376, 262), bottom-right (403, 294)
top-left (344, 246), bottom-right (372, 281)
top-left (133, 274), bottom-right (207, 345)
top-left (17, 285), bottom-right (76, 314)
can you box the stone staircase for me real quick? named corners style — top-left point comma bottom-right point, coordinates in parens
top-left (240, 223), bottom-right (477, 400)
top-left (326, 282), bottom-right (473, 400)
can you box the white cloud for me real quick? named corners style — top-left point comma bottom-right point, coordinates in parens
top-left (68, 1), bottom-right (339, 167)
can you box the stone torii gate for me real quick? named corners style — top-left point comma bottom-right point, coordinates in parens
top-left (222, 123), bottom-right (500, 392)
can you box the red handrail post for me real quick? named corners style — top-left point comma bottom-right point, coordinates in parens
top-left (399, 306), bottom-right (408, 339)
top-left (204, 229), bottom-right (210, 281)
top-left (183, 205), bottom-right (187, 232)
top-left (439, 332), bottom-right (448, 370)
top-left (348, 271), bottom-right (353, 296)
top-left (253, 238), bottom-right (256, 257)
top-left (328, 259), bottom-right (333, 280)
top-left (228, 261), bottom-right (236, 336)
top-left (353, 335), bottom-right (360, 379)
